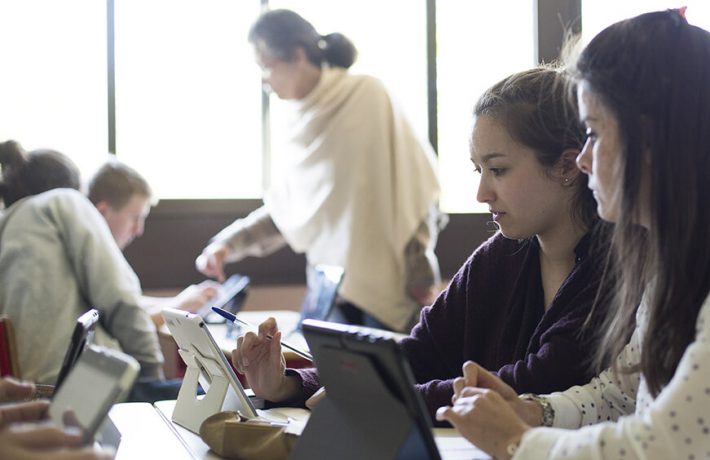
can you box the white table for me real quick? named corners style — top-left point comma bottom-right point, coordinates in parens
top-left (154, 399), bottom-right (311, 459)
top-left (109, 402), bottom-right (193, 460)
top-left (152, 399), bottom-right (490, 460)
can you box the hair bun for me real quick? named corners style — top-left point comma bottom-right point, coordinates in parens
top-left (0, 140), bottom-right (26, 168)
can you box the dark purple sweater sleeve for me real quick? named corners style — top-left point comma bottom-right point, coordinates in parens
top-left (401, 232), bottom-right (605, 423)
top-left (494, 305), bottom-right (597, 394)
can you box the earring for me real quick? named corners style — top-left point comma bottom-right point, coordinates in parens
top-left (563, 177), bottom-right (570, 184)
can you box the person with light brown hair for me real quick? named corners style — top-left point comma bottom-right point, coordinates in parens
top-left (88, 160), bottom-right (153, 251)
top-left (89, 160), bottom-right (218, 327)
top-left (0, 142), bottom-right (163, 385)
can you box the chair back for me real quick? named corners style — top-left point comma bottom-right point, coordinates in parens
top-left (299, 265), bottom-right (345, 326)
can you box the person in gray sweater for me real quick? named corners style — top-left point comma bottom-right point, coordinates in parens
top-left (0, 140), bottom-right (163, 384)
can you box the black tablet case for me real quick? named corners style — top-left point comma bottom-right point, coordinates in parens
top-left (54, 308), bottom-right (99, 391)
top-left (291, 320), bottom-right (441, 460)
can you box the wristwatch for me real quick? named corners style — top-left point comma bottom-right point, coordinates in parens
top-left (519, 393), bottom-right (555, 427)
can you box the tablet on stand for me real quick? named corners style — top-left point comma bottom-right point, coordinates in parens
top-left (161, 308), bottom-right (258, 434)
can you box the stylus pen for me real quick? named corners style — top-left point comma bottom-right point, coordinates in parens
top-left (211, 306), bottom-right (313, 361)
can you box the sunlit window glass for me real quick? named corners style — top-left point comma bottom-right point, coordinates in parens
top-left (437, 1), bottom-right (535, 213)
top-left (0, 0), bottom-right (108, 182)
top-left (582, 0), bottom-right (710, 44)
top-left (266, 1), bottom-right (429, 188)
top-left (114, 0), bottom-right (262, 199)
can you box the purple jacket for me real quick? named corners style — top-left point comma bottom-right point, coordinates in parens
top-left (289, 231), bottom-right (608, 421)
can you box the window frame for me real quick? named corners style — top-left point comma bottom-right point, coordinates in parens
top-left (132, 0), bottom-right (580, 219)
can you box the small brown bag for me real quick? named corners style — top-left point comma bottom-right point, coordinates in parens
top-left (199, 411), bottom-right (298, 460)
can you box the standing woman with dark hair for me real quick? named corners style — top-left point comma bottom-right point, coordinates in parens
top-left (196, 9), bottom-right (443, 332)
top-left (437, 9), bottom-right (710, 460)
top-left (0, 141), bottom-right (163, 385)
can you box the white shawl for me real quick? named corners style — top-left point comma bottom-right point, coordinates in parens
top-left (265, 67), bottom-right (439, 331)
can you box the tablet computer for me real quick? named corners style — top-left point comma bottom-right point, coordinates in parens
top-left (49, 344), bottom-right (139, 445)
top-left (54, 309), bottom-right (99, 391)
top-left (162, 308), bottom-right (258, 433)
top-left (292, 319), bottom-right (441, 460)
top-left (199, 274), bottom-right (250, 323)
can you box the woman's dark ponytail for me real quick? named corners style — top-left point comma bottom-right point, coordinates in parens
top-left (249, 9), bottom-right (358, 69)
top-left (321, 32), bottom-right (357, 69)
top-left (0, 141), bottom-right (29, 207)
top-left (0, 140), bottom-right (80, 207)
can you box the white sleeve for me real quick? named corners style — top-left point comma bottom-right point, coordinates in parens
top-left (515, 299), bottom-right (710, 459)
top-left (209, 205), bottom-right (287, 262)
top-left (547, 309), bottom-right (644, 429)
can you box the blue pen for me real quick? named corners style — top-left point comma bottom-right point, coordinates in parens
top-left (211, 306), bottom-right (313, 361)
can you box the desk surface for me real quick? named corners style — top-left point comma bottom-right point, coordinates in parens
top-left (154, 399), bottom-right (311, 459)
top-left (109, 402), bottom-right (193, 460)
top-left (151, 311), bottom-right (489, 459)
top-left (110, 400), bottom-right (489, 459)
top-left (146, 399), bottom-right (490, 460)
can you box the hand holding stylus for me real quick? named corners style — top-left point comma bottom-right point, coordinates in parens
top-left (229, 316), bottom-right (303, 403)
top-left (211, 307), bottom-right (312, 361)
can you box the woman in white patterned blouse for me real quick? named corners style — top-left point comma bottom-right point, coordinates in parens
top-left (436, 8), bottom-right (710, 460)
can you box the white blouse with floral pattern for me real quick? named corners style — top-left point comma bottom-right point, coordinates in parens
top-left (515, 292), bottom-right (710, 459)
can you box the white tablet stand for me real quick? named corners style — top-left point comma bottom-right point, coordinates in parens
top-left (172, 345), bottom-right (249, 434)
top-left (162, 308), bottom-right (258, 434)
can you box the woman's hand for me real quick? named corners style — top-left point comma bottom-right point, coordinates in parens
top-left (0, 377), bottom-right (36, 404)
top-left (195, 243), bottom-right (231, 283)
top-left (230, 318), bottom-right (299, 403)
top-left (0, 422), bottom-right (114, 459)
top-left (436, 361), bottom-right (538, 460)
top-left (449, 361), bottom-right (542, 426)
top-left (0, 401), bottom-right (50, 428)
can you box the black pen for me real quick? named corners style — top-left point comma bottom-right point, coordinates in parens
top-left (211, 306), bottom-right (313, 361)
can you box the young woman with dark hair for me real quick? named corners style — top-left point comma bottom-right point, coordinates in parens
top-left (437, 9), bottom-right (710, 459)
top-left (231, 65), bottom-right (613, 422)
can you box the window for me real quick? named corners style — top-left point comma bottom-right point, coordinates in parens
top-left (114, 0), bottom-right (263, 199)
top-left (582, 1), bottom-right (710, 44)
top-left (0, 1), bottom-right (555, 213)
top-left (0, 0), bottom-right (108, 181)
top-left (436, 1), bottom-right (535, 213)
